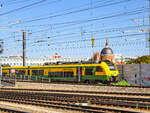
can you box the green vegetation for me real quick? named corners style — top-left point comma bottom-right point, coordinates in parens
top-left (111, 80), bottom-right (131, 86)
top-left (136, 103), bottom-right (139, 109)
top-left (98, 82), bottom-right (103, 85)
top-left (126, 55), bottom-right (150, 64)
top-left (147, 106), bottom-right (149, 110)
top-left (87, 101), bottom-right (92, 105)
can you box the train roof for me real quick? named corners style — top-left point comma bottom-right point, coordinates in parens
top-left (2, 60), bottom-right (114, 69)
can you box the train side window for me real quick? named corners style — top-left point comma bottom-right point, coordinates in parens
top-left (48, 72), bottom-right (64, 77)
top-left (85, 69), bottom-right (93, 75)
top-left (48, 72), bottom-right (51, 77)
top-left (32, 70), bottom-right (38, 76)
top-left (64, 72), bottom-right (73, 77)
top-left (16, 70), bottom-right (25, 75)
top-left (55, 72), bottom-right (61, 77)
top-left (32, 70), bottom-right (44, 76)
top-left (96, 66), bottom-right (103, 72)
top-left (39, 70), bottom-right (44, 76)
top-left (2, 72), bottom-right (7, 76)
top-left (48, 72), bottom-right (55, 77)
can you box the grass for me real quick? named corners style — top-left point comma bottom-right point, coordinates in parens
top-left (111, 80), bottom-right (131, 86)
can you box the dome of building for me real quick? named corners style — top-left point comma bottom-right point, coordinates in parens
top-left (98, 39), bottom-right (115, 62)
top-left (100, 47), bottom-right (113, 56)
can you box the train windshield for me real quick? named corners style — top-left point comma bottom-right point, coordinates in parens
top-left (108, 65), bottom-right (116, 71)
top-left (102, 60), bottom-right (116, 71)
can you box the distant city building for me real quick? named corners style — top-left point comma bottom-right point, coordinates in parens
top-left (114, 54), bottom-right (137, 64)
top-left (0, 54), bottom-right (89, 67)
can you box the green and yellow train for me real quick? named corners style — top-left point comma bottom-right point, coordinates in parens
top-left (2, 60), bottom-right (119, 83)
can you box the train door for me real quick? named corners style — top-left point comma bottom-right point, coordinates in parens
top-left (28, 66), bottom-right (31, 80)
top-left (77, 67), bottom-right (82, 82)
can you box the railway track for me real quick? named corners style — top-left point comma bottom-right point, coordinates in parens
top-left (0, 89), bottom-right (149, 112)
top-left (0, 107), bottom-right (28, 113)
top-left (0, 97), bottom-right (141, 113)
top-left (1, 88), bottom-right (150, 96)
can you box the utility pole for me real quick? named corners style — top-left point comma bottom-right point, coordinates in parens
top-left (0, 29), bottom-right (31, 66)
top-left (23, 32), bottom-right (26, 66)
top-left (148, 0), bottom-right (150, 55)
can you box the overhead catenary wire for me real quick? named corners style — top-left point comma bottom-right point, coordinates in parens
top-left (4, 23), bottom-right (149, 44)
top-left (21, 0), bottom-right (133, 23)
top-left (27, 24), bottom-right (148, 41)
top-left (27, 39), bottom-right (147, 58)
top-left (29, 0), bottom-right (113, 20)
top-left (2, 0), bottom-right (32, 5)
top-left (24, 32), bottom-right (148, 46)
top-left (19, 7), bottom-right (148, 37)
top-left (1, 0), bottom-right (148, 58)
top-left (13, 6), bottom-right (148, 33)
top-left (0, 0), bottom-right (48, 16)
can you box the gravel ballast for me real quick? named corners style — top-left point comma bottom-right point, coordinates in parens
top-left (13, 82), bottom-right (150, 93)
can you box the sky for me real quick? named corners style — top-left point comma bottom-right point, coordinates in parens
top-left (0, 0), bottom-right (149, 58)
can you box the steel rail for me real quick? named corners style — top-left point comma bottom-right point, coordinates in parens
top-left (1, 88), bottom-right (150, 96)
top-left (0, 107), bottom-right (28, 113)
top-left (0, 98), bottom-right (141, 113)
top-left (0, 91), bottom-right (149, 110)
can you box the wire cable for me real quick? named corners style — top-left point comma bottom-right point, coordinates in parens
top-left (22, 0), bottom-right (133, 23)
top-left (0, 0), bottom-right (48, 16)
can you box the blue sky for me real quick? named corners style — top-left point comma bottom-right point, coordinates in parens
top-left (0, 0), bottom-right (149, 58)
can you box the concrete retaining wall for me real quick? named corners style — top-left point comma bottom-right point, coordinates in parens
top-left (117, 64), bottom-right (150, 86)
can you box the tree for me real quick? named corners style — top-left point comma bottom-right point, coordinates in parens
top-left (43, 62), bottom-right (51, 65)
top-left (126, 59), bottom-right (134, 64)
top-left (2, 64), bottom-right (10, 67)
top-left (126, 55), bottom-right (150, 64)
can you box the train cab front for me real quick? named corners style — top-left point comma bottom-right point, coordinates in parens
top-left (108, 63), bottom-right (119, 82)
top-left (101, 60), bottom-right (119, 82)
